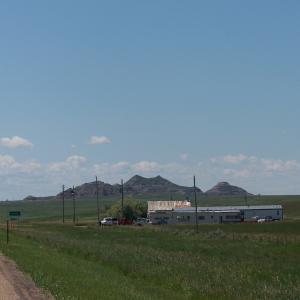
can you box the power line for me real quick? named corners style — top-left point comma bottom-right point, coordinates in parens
top-left (72, 185), bottom-right (76, 224)
top-left (62, 185), bottom-right (65, 223)
top-left (121, 179), bottom-right (124, 218)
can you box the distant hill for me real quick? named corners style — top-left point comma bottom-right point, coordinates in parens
top-left (22, 177), bottom-right (253, 201)
top-left (53, 175), bottom-right (202, 199)
top-left (23, 195), bottom-right (54, 201)
top-left (205, 182), bottom-right (252, 196)
top-left (124, 175), bottom-right (202, 195)
top-left (56, 181), bottom-right (121, 199)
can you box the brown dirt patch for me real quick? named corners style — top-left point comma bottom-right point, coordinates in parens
top-left (0, 254), bottom-right (53, 300)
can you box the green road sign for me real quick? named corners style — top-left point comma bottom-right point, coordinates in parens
top-left (9, 211), bottom-right (21, 217)
top-left (9, 211), bottom-right (21, 220)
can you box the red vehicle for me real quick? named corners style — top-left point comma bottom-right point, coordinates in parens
top-left (118, 218), bottom-right (133, 225)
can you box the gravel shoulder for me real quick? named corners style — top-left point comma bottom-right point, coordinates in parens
top-left (0, 254), bottom-right (53, 300)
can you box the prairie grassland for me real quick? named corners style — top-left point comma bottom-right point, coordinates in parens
top-left (0, 194), bottom-right (299, 299)
top-left (0, 221), bottom-right (300, 300)
top-left (0, 194), bottom-right (300, 222)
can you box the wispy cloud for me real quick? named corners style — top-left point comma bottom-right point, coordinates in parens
top-left (210, 154), bottom-right (300, 178)
top-left (1, 153), bottom-right (300, 199)
top-left (180, 153), bottom-right (188, 161)
top-left (0, 136), bottom-right (33, 148)
top-left (261, 159), bottom-right (300, 172)
top-left (223, 154), bottom-right (249, 164)
top-left (132, 161), bottom-right (161, 173)
top-left (89, 136), bottom-right (111, 145)
top-left (0, 154), bottom-right (41, 174)
top-left (48, 155), bottom-right (87, 172)
top-left (223, 168), bottom-right (250, 178)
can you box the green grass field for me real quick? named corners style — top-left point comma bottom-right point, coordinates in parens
top-left (1, 194), bottom-right (300, 222)
top-left (0, 195), bottom-right (300, 299)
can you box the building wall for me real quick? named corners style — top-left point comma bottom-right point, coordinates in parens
top-left (148, 208), bottom-right (283, 224)
top-left (242, 208), bottom-right (282, 221)
top-left (148, 210), bottom-right (241, 225)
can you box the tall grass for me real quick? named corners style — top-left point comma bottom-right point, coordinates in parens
top-left (0, 222), bottom-right (300, 299)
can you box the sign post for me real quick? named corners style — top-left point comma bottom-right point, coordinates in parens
top-left (6, 220), bottom-right (9, 244)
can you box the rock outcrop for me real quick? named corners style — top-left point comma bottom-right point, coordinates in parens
top-left (55, 175), bottom-right (202, 199)
top-left (124, 175), bottom-right (202, 195)
top-left (24, 177), bottom-right (253, 201)
top-left (205, 182), bottom-right (252, 196)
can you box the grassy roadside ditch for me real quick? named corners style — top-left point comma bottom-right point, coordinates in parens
top-left (0, 222), bottom-right (300, 299)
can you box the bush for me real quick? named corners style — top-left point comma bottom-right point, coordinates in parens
top-left (108, 198), bottom-right (147, 220)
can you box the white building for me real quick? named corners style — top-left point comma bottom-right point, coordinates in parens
top-left (148, 202), bottom-right (283, 225)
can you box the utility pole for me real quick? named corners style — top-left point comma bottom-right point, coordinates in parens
top-left (72, 185), bottom-right (76, 224)
top-left (194, 175), bottom-right (199, 233)
top-left (62, 185), bottom-right (65, 223)
top-left (96, 176), bottom-right (100, 224)
top-left (121, 179), bottom-right (124, 219)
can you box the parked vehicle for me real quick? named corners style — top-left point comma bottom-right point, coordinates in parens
top-left (257, 216), bottom-right (273, 223)
top-left (100, 217), bottom-right (118, 226)
top-left (119, 218), bottom-right (133, 225)
top-left (257, 218), bottom-right (267, 223)
top-left (134, 218), bottom-right (149, 226)
top-left (251, 216), bottom-right (260, 222)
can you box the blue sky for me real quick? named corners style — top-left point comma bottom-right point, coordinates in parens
top-left (0, 1), bottom-right (300, 199)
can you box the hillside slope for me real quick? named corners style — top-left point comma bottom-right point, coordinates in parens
top-left (54, 175), bottom-right (202, 199)
top-left (205, 182), bottom-right (252, 196)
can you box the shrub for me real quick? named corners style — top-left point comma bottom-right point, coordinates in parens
top-left (107, 198), bottom-right (147, 220)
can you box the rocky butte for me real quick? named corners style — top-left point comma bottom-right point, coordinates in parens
top-left (205, 182), bottom-right (252, 196)
top-left (54, 175), bottom-right (202, 199)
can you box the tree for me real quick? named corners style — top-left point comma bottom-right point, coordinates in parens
top-left (108, 198), bottom-right (147, 220)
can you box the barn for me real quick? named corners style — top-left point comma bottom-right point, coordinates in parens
top-left (147, 201), bottom-right (283, 225)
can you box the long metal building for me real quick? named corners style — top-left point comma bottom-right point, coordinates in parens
top-left (147, 201), bottom-right (283, 225)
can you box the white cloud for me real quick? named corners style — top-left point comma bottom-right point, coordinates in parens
top-left (0, 136), bottom-right (33, 148)
top-left (92, 160), bottom-right (193, 186)
top-left (0, 155), bottom-right (41, 174)
top-left (2, 152), bottom-right (300, 199)
top-left (180, 153), bottom-right (188, 161)
top-left (211, 154), bottom-right (258, 165)
top-left (93, 160), bottom-right (193, 181)
top-left (0, 155), bottom-right (17, 169)
top-left (94, 161), bottom-right (130, 174)
top-left (89, 136), bottom-right (111, 145)
top-left (15, 161), bottom-right (42, 173)
top-left (261, 159), bottom-right (300, 173)
top-left (48, 155), bottom-right (87, 172)
top-left (111, 161), bottom-right (130, 171)
top-left (132, 161), bottom-right (161, 173)
top-left (223, 154), bottom-right (249, 164)
top-left (223, 168), bottom-right (250, 178)
top-left (210, 158), bottom-right (217, 163)
top-left (207, 154), bottom-right (300, 192)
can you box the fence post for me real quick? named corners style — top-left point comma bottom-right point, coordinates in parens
top-left (6, 220), bottom-right (9, 244)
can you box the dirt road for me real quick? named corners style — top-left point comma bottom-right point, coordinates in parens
top-left (0, 254), bottom-right (53, 300)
